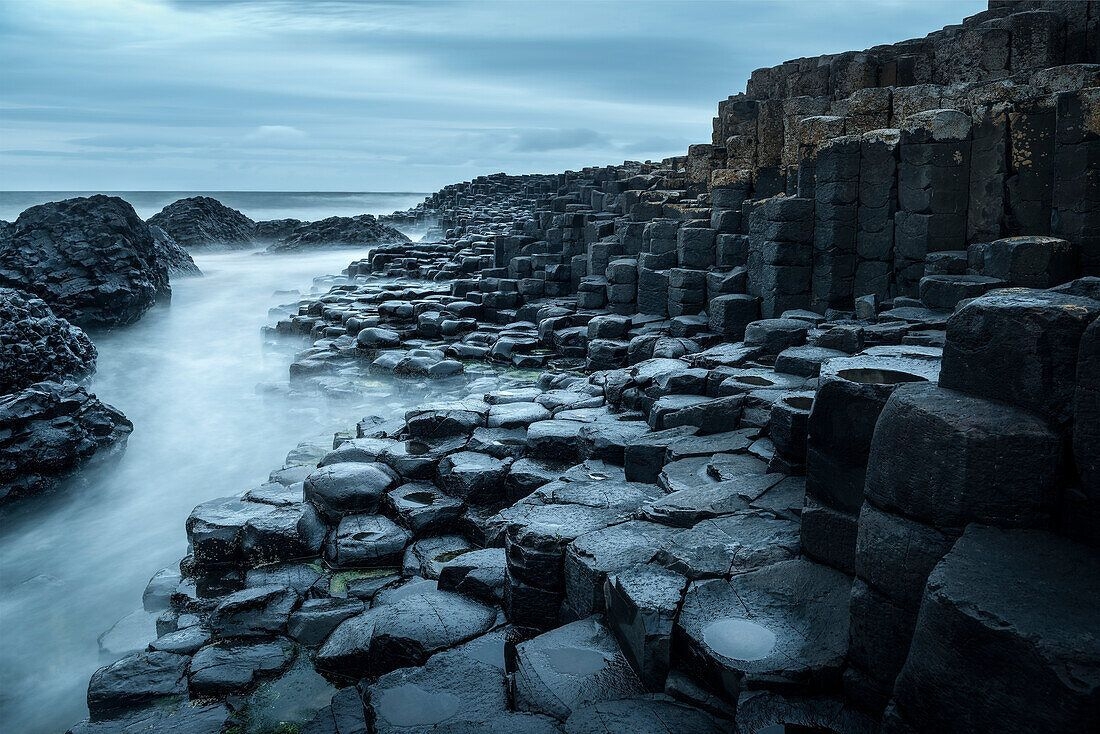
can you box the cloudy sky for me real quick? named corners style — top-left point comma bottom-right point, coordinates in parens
top-left (0, 0), bottom-right (983, 192)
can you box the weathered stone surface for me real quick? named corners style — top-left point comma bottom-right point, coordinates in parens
top-left (676, 559), bottom-right (850, 698)
top-left (304, 462), bottom-right (398, 521)
top-left (147, 196), bottom-right (255, 249)
top-left (209, 584), bottom-right (298, 638)
top-left (0, 287), bottom-right (97, 393)
top-left (939, 289), bottom-right (1100, 425)
top-left (888, 526), bottom-right (1100, 734)
top-left (87, 651), bottom-right (189, 720)
top-left (316, 587), bottom-right (497, 679)
top-left (865, 383), bottom-right (1061, 529)
top-left (323, 514), bottom-right (411, 569)
top-left (0, 381), bottom-right (132, 503)
top-left (510, 615), bottom-right (645, 721)
top-left (1, 196), bottom-right (169, 326)
top-left (188, 638), bottom-right (295, 696)
top-left (564, 697), bottom-right (725, 734)
top-left (267, 214), bottom-right (409, 252)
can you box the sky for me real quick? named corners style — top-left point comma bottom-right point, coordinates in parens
top-left (0, 0), bottom-right (986, 193)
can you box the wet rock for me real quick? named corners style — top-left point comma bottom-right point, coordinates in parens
top-left (743, 318), bottom-right (808, 354)
top-left (676, 559), bottom-right (850, 699)
top-left (304, 462), bottom-right (399, 521)
top-left (654, 511), bottom-right (800, 579)
top-left (147, 196), bottom-right (255, 249)
top-left (438, 547), bottom-right (507, 604)
top-left (526, 419), bottom-right (586, 462)
top-left (87, 651), bottom-right (189, 720)
top-left (298, 686), bottom-right (367, 734)
top-left (623, 425), bottom-right (699, 484)
top-left (0, 381), bottom-right (133, 503)
top-left (267, 214), bottom-right (409, 252)
top-left (209, 584), bottom-right (298, 638)
top-left (289, 597), bottom-right (366, 646)
top-left (735, 691), bottom-right (875, 734)
top-left (316, 587), bottom-right (497, 679)
top-left (604, 563), bottom-right (687, 689)
top-left (188, 638), bottom-right (296, 696)
top-left (437, 450), bottom-right (510, 506)
top-left (240, 501), bottom-right (327, 566)
top-left (149, 225), bottom-right (201, 277)
top-left (68, 701), bottom-right (229, 734)
top-left (564, 697), bottom-right (724, 734)
top-left (324, 514), bottom-right (412, 569)
top-left (186, 496), bottom-right (278, 567)
top-left (149, 625), bottom-right (212, 656)
top-left (1, 196), bottom-right (168, 326)
top-left (0, 287), bottom-right (97, 393)
top-left (355, 328), bottom-right (401, 349)
top-left (641, 474), bottom-right (786, 527)
top-left (385, 481), bottom-right (464, 533)
top-left (887, 526), bottom-right (1100, 734)
top-left (563, 520), bottom-right (678, 620)
top-left (402, 534), bottom-right (473, 579)
top-left (510, 615), bottom-right (646, 721)
top-left (405, 400), bottom-right (488, 440)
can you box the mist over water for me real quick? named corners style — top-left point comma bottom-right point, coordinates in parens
top-left (0, 241), bottom-right (466, 732)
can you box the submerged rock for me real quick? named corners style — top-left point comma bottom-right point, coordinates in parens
top-left (0, 195), bottom-right (169, 326)
top-left (0, 287), bottom-right (97, 393)
top-left (0, 380), bottom-right (132, 503)
top-left (147, 196), bottom-right (256, 249)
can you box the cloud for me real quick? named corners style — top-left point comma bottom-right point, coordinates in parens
top-left (244, 125), bottom-right (308, 142)
top-left (0, 0), bottom-right (987, 191)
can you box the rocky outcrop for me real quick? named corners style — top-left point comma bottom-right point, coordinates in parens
top-left (253, 218), bottom-right (303, 243)
top-left (0, 381), bottom-right (132, 503)
top-left (147, 196), bottom-right (256, 249)
top-left (149, 225), bottom-right (201, 277)
top-left (265, 214), bottom-right (410, 253)
top-left (72, 2), bottom-right (1100, 733)
top-left (0, 195), bottom-right (169, 327)
top-left (0, 287), bottom-right (98, 394)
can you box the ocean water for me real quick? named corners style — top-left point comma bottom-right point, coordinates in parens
top-left (0, 191), bottom-right (429, 223)
top-left (0, 249), bottom-right (497, 733)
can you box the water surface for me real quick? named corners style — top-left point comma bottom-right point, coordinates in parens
top-left (0, 247), bottom-right (462, 732)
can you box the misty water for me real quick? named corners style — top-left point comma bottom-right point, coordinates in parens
top-left (0, 237), bottom-right (474, 731)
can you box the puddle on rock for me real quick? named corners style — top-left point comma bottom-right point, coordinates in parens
top-left (375, 684), bottom-right (460, 726)
top-left (703, 618), bottom-right (777, 661)
top-left (544, 646), bottom-right (608, 676)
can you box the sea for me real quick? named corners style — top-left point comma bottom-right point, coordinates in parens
top-left (0, 191), bottom-right (430, 224)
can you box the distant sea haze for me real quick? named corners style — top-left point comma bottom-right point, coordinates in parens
top-left (0, 191), bottom-right (429, 223)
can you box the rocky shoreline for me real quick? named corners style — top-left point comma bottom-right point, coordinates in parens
top-left (0, 1), bottom-right (1095, 732)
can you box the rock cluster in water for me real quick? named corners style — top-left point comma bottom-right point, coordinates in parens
top-left (0, 195), bottom-right (175, 327)
top-left (74, 2), bottom-right (1100, 733)
top-left (0, 287), bottom-right (98, 393)
top-left (147, 196), bottom-right (411, 253)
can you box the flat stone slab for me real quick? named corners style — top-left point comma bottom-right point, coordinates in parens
top-left (510, 615), bottom-right (646, 721)
top-left (677, 559), bottom-right (850, 697)
top-left (655, 511), bottom-right (801, 579)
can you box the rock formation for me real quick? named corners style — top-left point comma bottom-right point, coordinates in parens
top-left (73, 2), bottom-right (1100, 733)
top-left (0, 287), bottom-right (98, 394)
top-left (150, 225), bottom-right (202, 277)
top-left (0, 381), bottom-right (132, 504)
top-left (265, 214), bottom-right (411, 253)
top-left (0, 195), bottom-right (170, 327)
top-left (147, 196), bottom-right (257, 249)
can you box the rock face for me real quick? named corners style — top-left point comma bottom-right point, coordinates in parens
top-left (0, 287), bottom-right (97, 394)
top-left (265, 214), bottom-right (410, 253)
top-left (149, 225), bottom-right (201, 277)
top-left (147, 196), bottom-right (256, 249)
top-left (0, 381), bottom-right (132, 503)
top-left (0, 195), bottom-right (169, 327)
top-left (254, 218), bottom-right (303, 243)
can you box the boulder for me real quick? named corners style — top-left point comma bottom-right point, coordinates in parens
top-left (0, 287), bottom-right (97, 393)
top-left (323, 514), bottom-right (411, 569)
top-left (188, 638), bottom-right (296, 696)
top-left (86, 651), bottom-right (188, 720)
top-left (1, 195), bottom-right (169, 326)
top-left (147, 196), bottom-right (255, 249)
top-left (304, 462), bottom-right (399, 521)
top-left (267, 214), bottom-right (410, 252)
top-left (0, 381), bottom-right (132, 503)
top-left (149, 225), bottom-right (201, 277)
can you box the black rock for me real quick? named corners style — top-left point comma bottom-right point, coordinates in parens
top-left (0, 195), bottom-right (169, 326)
top-left (86, 650), bottom-right (189, 720)
top-left (266, 215), bottom-right (410, 252)
top-left (147, 196), bottom-right (256, 249)
top-left (149, 225), bottom-right (201, 277)
top-left (0, 380), bottom-right (132, 503)
top-left (0, 287), bottom-right (97, 393)
top-left (254, 218), bottom-right (304, 242)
